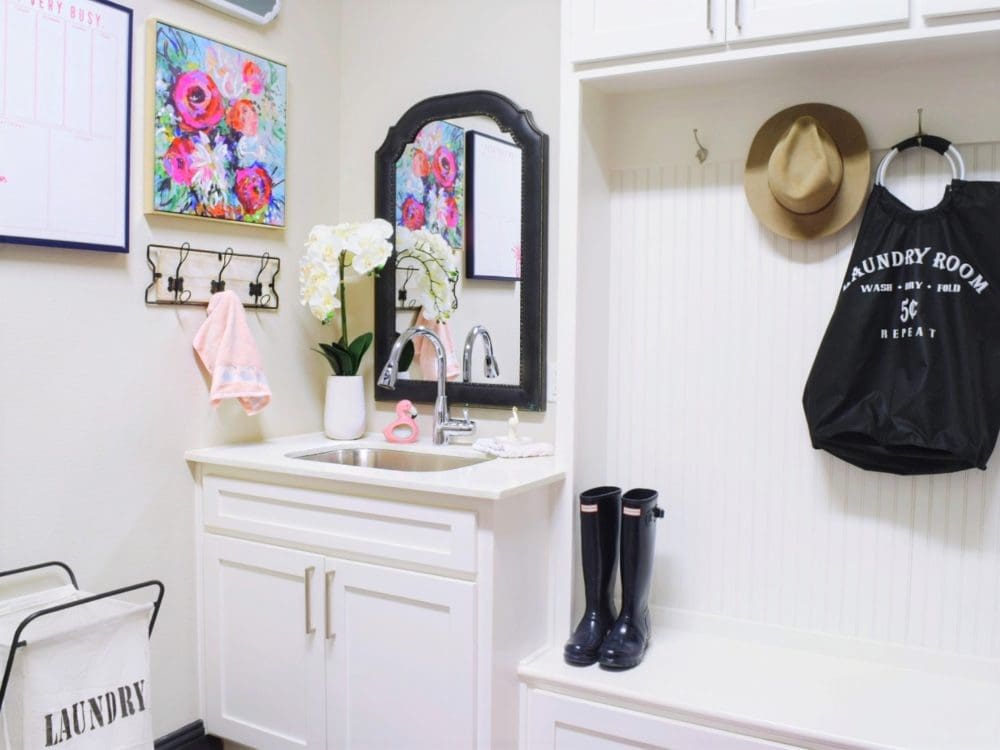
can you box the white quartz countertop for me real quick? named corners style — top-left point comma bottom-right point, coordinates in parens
top-left (185, 432), bottom-right (565, 500)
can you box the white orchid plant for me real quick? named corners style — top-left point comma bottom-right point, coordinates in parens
top-left (394, 226), bottom-right (460, 322)
top-left (299, 219), bottom-right (393, 376)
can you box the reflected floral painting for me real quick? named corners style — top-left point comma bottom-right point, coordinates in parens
top-left (151, 22), bottom-right (287, 226)
top-left (395, 121), bottom-right (464, 249)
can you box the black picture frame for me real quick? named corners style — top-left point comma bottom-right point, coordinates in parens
top-left (0, 0), bottom-right (133, 254)
top-left (374, 90), bottom-right (548, 411)
top-left (466, 130), bottom-right (523, 281)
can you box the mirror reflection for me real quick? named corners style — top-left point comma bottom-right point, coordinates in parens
top-left (391, 116), bottom-right (522, 386)
top-left (374, 90), bottom-right (547, 411)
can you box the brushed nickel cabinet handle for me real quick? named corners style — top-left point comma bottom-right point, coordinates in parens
top-left (735, 0), bottom-right (743, 31)
top-left (325, 571), bottom-right (336, 640)
top-left (707, 0), bottom-right (713, 34)
top-left (304, 566), bottom-right (316, 635)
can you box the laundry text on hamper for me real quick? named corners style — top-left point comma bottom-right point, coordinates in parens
top-left (43, 679), bottom-right (147, 746)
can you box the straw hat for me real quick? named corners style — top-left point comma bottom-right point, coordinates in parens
top-left (745, 103), bottom-right (870, 240)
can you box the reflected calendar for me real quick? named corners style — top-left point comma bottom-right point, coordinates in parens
top-left (0, 0), bottom-right (132, 253)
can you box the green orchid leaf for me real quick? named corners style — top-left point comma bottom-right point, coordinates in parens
top-left (313, 344), bottom-right (352, 376)
top-left (398, 338), bottom-right (415, 371)
top-left (347, 333), bottom-right (373, 373)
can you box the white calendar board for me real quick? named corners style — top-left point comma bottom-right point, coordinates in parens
top-left (0, 0), bottom-right (132, 253)
top-left (466, 131), bottom-right (523, 280)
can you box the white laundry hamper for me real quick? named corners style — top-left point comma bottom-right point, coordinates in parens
top-left (0, 563), bottom-right (164, 750)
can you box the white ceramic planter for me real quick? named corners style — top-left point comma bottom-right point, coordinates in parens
top-left (324, 375), bottom-right (365, 439)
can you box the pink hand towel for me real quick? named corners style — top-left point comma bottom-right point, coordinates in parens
top-left (413, 311), bottom-right (460, 381)
top-left (193, 290), bottom-right (271, 415)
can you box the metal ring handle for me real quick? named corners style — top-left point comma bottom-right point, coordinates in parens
top-left (875, 144), bottom-right (965, 186)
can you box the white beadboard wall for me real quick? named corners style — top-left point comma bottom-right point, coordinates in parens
top-left (602, 144), bottom-right (1000, 662)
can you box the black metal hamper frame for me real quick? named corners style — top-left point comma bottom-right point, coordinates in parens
top-left (0, 561), bottom-right (165, 713)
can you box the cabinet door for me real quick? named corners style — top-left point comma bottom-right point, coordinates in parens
top-left (922, 0), bottom-right (1000, 16)
top-left (568, 0), bottom-right (724, 63)
top-left (325, 558), bottom-right (476, 750)
top-left (525, 690), bottom-right (799, 750)
top-left (203, 535), bottom-right (327, 750)
top-left (728, 0), bottom-right (907, 42)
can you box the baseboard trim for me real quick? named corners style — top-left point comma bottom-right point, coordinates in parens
top-left (154, 720), bottom-right (222, 749)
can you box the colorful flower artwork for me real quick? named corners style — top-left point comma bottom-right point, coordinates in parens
top-left (150, 21), bottom-right (286, 226)
top-left (395, 121), bottom-right (464, 249)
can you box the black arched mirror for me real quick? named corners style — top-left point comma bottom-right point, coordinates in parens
top-left (374, 90), bottom-right (548, 410)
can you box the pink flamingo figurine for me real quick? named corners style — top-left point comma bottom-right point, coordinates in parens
top-left (383, 399), bottom-right (419, 444)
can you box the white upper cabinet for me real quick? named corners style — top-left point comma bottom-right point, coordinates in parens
top-left (922, 0), bottom-right (1000, 17)
top-left (728, 0), bottom-right (908, 42)
top-left (568, 0), bottom-right (725, 62)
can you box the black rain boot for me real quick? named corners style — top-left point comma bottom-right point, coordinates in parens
top-left (599, 489), bottom-right (663, 670)
top-left (563, 486), bottom-right (622, 666)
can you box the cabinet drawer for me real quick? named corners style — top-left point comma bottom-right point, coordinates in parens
top-left (203, 475), bottom-right (477, 575)
top-left (524, 689), bottom-right (799, 749)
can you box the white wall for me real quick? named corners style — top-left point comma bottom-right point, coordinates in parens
top-left (0, 0), bottom-right (340, 735)
top-left (337, 0), bottom-right (561, 440)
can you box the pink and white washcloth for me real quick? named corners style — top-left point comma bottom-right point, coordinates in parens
top-left (193, 290), bottom-right (271, 415)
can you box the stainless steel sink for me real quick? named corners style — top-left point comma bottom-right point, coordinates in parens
top-left (290, 447), bottom-right (492, 472)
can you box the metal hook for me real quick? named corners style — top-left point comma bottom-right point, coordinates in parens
top-left (168, 243), bottom-right (192, 303)
top-left (395, 262), bottom-right (422, 308)
top-left (211, 248), bottom-right (234, 294)
top-left (250, 252), bottom-right (271, 306)
top-left (693, 129), bottom-right (708, 164)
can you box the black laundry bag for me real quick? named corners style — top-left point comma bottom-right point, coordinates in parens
top-left (803, 180), bottom-right (1000, 474)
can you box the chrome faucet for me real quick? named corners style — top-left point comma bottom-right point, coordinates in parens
top-left (462, 325), bottom-right (500, 383)
top-left (377, 326), bottom-right (475, 445)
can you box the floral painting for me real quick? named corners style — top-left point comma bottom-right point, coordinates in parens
top-left (395, 121), bottom-right (464, 249)
top-left (150, 21), bottom-right (286, 226)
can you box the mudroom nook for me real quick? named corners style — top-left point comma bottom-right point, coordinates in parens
top-left (523, 5), bottom-right (1000, 749)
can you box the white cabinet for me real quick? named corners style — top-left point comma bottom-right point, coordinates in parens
top-left (568, 0), bottom-right (724, 62)
top-left (202, 535), bottom-right (326, 750)
top-left (194, 467), bottom-right (556, 749)
top-left (202, 537), bottom-right (476, 750)
top-left (728, 0), bottom-right (908, 42)
top-left (523, 690), bottom-right (798, 750)
top-left (568, 0), bottom-right (912, 62)
top-left (922, 0), bottom-right (1000, 17)
top-left (325, 559), bottom-right (475, 750)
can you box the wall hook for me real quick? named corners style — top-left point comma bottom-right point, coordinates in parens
top-left (693, 129), bottom-right (708, 164)
top-left (250, 252), bottom-right (272, 306)
top-left (211, 248), bottom-right (234, 294)
top-left (145, 243), bottom-right (280, 309)
top-left (168, 243), bottom-right (192, 303)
